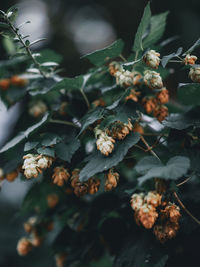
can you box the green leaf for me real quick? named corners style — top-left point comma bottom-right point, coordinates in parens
top-left (37, 147), bottom-right (55, 157)
top-left (132, 2), bottom-right (151, 52)
top-left (51, 75), bottom-right (84, 92)
top-left (24, 141), bottom-right (39, 151)
top-left (114, 233), bottom-right (168, 267)
top-left (135, 156), bottom-right (162, 174)
top-left (161, 47), bottom-right (183, 67)
top-left (41, 133), bottom-right (62, 146)
top-left (0, 22), bottom-right (9, 29)
top-left (177, 83), bottom-right (200, 105)
top-left (0, 113), bottom-right (49, 153)
top-left (136, 156), bottom-right (190, 185)
top-left (183, 38), bottom-right (200, 55)
top-left (27, 77), bottom-right (57, 96)
top-left (79, 132), bottom-right (140, 182)
top-left (82, 39), bottom-right (124, 66)
top-left (143, 11), bottom-right (169, 49)
top-left (37, 49), bottom-right (63, 64)
top-left (79, 107), bottom-right (105, 135)
top-left (163, 106), bottom-right (200, 130)
top-left (55, 138), bottom-right (80, 162)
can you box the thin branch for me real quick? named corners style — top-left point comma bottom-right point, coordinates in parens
top-left (119, 54), bottom-right (127, 62)
top-left (140, 135), bottom-right (161, 161)
top-left (176, 176), bottom-right (192, 187)
top-left (4, 15), bottom-right (47, 78)
top-left (80, 88), bottom-right (90, 109)
top-left (49, 119), bottom-right (80, 128)
top-left (173, 191), bottom-right (200, 225)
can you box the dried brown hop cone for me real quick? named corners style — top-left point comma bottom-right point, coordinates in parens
top-left (156, 88), bottom-right (169, 104)
top-left (52, 167), bottom-right (70, 186)
top-left (105, 169), bottom-right (119, 191)
top-left (17, 237), bottom-right (33, 256)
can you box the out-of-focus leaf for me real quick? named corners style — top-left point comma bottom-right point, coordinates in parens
top-left (161, 47), bottom-right (183, 67)
top-left (177, 83), bottom-right (200, 105)
top-left (55, 138), bottom-right (80, 162)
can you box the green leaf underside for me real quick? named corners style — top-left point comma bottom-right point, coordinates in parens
top-left (79, 132), bottom-right (140, 182)
top-left (82, 39), bottom-right (124, 66)
top-left (37, 147), bottom-right (55, 157)
top-left (143, 11), bottom-right (169, 49)
top-left (163, 106), bottom-right (200, 130)
top-left (136, 156), bottom-right (190, 185)
top-left (0, 113), bottom-right (49, 153)
top-left (55, 138), bottom-right (80, 162)
top-left (50, 75), bottom-right (84, 92)
top-left (161, 47), bottom-right (183, 67)
top-left (132, 2), bottom-right (151, 52)
top-left (178, 83), bottom-right (200, 105)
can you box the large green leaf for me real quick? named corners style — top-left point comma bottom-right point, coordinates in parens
top-left (178, 83), bottom-right (200, 105)
top-left (79, 132), bottom-right (140, 182)
top-left (114, 233), bottom-right (168, 267)
top-left (0, 113), bottom-right (49, 153)
top-left (136, 156), bottom-right (190, 185)
top-left (143, 11), bottom-right (169, 49)
top-left (163, 106), bottom-right (200, 130)
top-left (55, 138), bottom-right (80, 162)
top-left (132, 2), bottom-right (151, 52)
top-left (79, 107), bottom-right (105, 135)
top-left (82, 39), bottom-right (124, 66)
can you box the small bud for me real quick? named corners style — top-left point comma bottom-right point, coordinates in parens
top-left (143, 50), bottom-right (161, 69)
top-left (125, 89), bottom-right (141, 102)
top-left (55, 253), bottom-right (67, 267)
top-left (136, 204), bottom-right (158, 229)
top-left (29, 100), bottom-right (48, 118)
top-left (0, 79), bottom-right (10, 90)
top-left (133, 123), bottom-right (144, 135)
top-left (0, 168), bottom-right (4, 180)
top-left (109, 62), bottom-right (123, 76)
top-left (17, 238), bottom-right (33, 256)
top-left (144, 70), bottom-right (163, 89)
top-left (184, 54), bottom-right (197, 65)
top-left (30, 231), bottom-right (43, 247)
top-left (142, 97), bottom-right (158, 114)
top-left (111, 119), bottom-right (133, 140)
top-left (87, 178), bottom-right (100, 195)
top-left (6, 170), bottom-right (18, 182)
top-left (189, 67), bottom-right (200, 82)
top-left (130, 193), bottom-right (145, 211)
top-left (144, 191), bottom-right (162, 208)
top-left (10, 75), bottom-right (28, 87)
top-left (156, 88), bottom-right (169, 104)
top-left (92, 98), bottom-right (105, 107)
top-left (153, 105), bottom-right (168, 122)
top-left (47, 194), bottom-right (59, 208)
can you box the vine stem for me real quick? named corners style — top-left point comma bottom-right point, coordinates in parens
top-left (80, 88), bottom-right (90, 109)
top-left (140, 135), bottom-right (161, 161)
top-left (5, 15), bottom-right (47, 78)
top-left (49, 119), bottom-right (80, 128)
top-left (173, 191), bottom-right (200, 225)
top-left (176, 176), bottom-right (192, 187)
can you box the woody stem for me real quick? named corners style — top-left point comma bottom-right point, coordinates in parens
top-left (140, 135), bottom-right (161, 161)
top-left (173, 191), bottom-right (200, 225)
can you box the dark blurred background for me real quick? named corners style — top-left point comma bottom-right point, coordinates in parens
top-left (0, 0), bottom-right (200, 266)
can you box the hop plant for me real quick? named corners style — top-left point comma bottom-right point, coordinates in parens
top-left (184, 54), bottom-right (197, 65)
top-left (96, 131), bottom-right (115, 156)
top-left (143, 50), bottom-right (161, 69)
top-left (110, 119), bottom-right (133, 140)
top-left (17, 238), bottom-right (33, 256)
top-left (105, 169), bottom-right (119, 191)
top-left (29, 100), bottom-right (48, 118)
top-left (144, 70), bottom-right (163, 89)
top-left (189, 66), bottom-right (200, 82)
top-left (52, 167), bottom-right (70, 186)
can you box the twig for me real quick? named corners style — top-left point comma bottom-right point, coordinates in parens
top-left (4, 14), bottom-right (47, 78)
top-left (140, 135), bottom-right (161, 161)
top-left (119, 54), bottom-right (127, 62)
top-left (80, 88), bottom-right (90, 109)
top-left (173, 191), bottom-right (200, 225)
top-left (176, 176), bottom-right (192, 187)
top-left (49, 119), bottom-right (80, 128)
